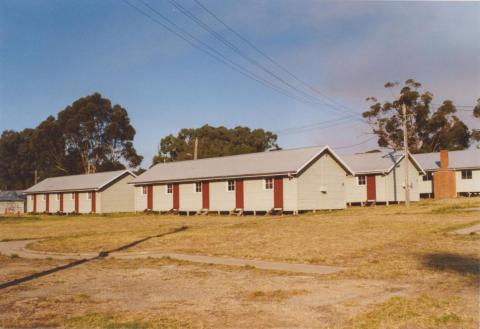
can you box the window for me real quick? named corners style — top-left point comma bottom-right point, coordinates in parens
top-left (166, 184), bottom-right (173, 194)
top-left (422, 172), bottom-right (433, 181)
top-left (141, 186), bottom-right (147, 195)
top-left (264, 178), bottom-right (273, 190)
top-left (87, 192), bottom-right (92, 200)
top-left (30, 195), bottom-right (34, 201)
top-left (195, 182), bottom-right (202, 193)
top-left (71, 193), bottom-right (75, 200)
top-left (357, 175), bottom-right (366, 186)
top-left (227, 180), bottom-right (235, 191)
top-left (56, 193), bottom-right (60, 201)
top-left (42, 194), bottom-right (46, 201)
top-left (461, 169), bottom-right (472, 180)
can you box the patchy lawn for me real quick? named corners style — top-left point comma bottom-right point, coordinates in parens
top-left (0, 198), bottom-right (478, 328)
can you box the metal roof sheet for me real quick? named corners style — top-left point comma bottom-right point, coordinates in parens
top-left (132, 146), bottom-right (352, 184)
top-left (24, 170), bottom-right (133, 193)
top-left (0, 191), bottom-right (25, 201)
top-left (340, 151), bottom-right (404, 174)
top-left (413, 149), bottom-right (480, 171)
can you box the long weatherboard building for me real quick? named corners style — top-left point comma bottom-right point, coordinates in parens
top-left (341, 151), bottom-right (425, 205)
top-left (415, 149), bottom-right (480, 198)
top-left (25, 170), bottom-right (136, 214)
top-left (131, 146), bottom-right (354, 214)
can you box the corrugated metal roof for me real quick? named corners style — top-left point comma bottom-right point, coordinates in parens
top-left (0, 191), bottom-right (25, 201)
top-left (340, 151), bottom-right (404, 174)
top-left (132, 146), bottom-right (353, 185)
top-left (24, 170), bottom-right (132, 193)
top-left (413, 149), bottom-right (480, 171)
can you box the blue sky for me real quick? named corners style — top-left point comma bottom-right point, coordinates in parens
top-left (1, 0), bottom-right (479, 166)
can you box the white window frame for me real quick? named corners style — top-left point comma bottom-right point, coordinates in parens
top-left (42, 194), bottom-right (46, 201)
top-left (56, 193), bottom-right (60, 201)
top-left (227, 180), bottom-right (235, 192)
top-left (357, 175), bottom-right (366, 186)
top-left (87, 192), bottom-right (92, 200)
top-left (264, 178), bottom-right (273, 190)
top-left (71, 193), bottom-right (75, 200)
top-left (166, 184), bottom-right (173, 194)
top-left (422, 172), bottom-right (433, 181)
top-left (195, 182), bottom-right (202, 193)
top-left (461, 169), bottom-right (472, 180)
top-left (141, 186), bottom-right (147, 195)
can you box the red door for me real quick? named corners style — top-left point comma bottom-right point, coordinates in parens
top-left (45, 193), bottom-right (50, 213)
top-left (274, 177), bottom-right (284, 209)
top-left (147, 185), bottom-right (153, 210)
top-left (33, 194), bottom-right (37, 212)
top-left (74, 192), bottom-right (79, 213)
top-left (235, 179), bottom-right (244, 209)
top-left (59, 193), bottom-right (64, 212)
top-left (366, 175), bottom-right (376, 201)
top-left (202, 182), bottom-right (209, 209)
top-left (91, 191), bottom-right (96, 213)
top-left (173, 183), bottom-right (180, 209)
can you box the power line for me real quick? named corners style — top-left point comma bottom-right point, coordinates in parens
top-left (332, 136), bottom-right (376, 150)
top-left (122, 0), bottom-right (332, 109)
top-left (274, 116), bottom-right (363, 136)
top-left (273, 115), bottom-right (356, 134)
top-left (166, 0), bottom-right (356, 117)
top-left (192, 0), bottom-right (358, 116)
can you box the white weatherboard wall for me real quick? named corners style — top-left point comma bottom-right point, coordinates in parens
top-left (64, 192), bottom-right (75, 213)
top-left (345, 176), bottom-right (367, 203)
top-left (37, 194), bottom-right (46, 212)
top-left (135, 186), bottom-right (147, 211)
top-left (153, 184), bottom-right (173, 211)
top-left (78, 192), bottom-right (91, 213)
top-left (283, 177), bottom-right (298, 211)
top-left (26, 195), bottom-right (34, 212)
top-left (179, 182), bottom-right (202, 211)
top-left (209, 181), bottom-right (235, 211)
top-left (456, 170), bottom-right (480, 193)
top-left (345, 158), bottom-right (421, 203)
top-left (419, 175), bottom-right (433, 195)
top-left (49, 193), bottom-right (60, 213)
top-left (297, 153), bottom-right (346, 210)
top-left (0, 201), bottom-right (24, 214)
top-left (243, 178), bottom-right (274, 211)
top-left (99, 174), bottom-right (134, 213)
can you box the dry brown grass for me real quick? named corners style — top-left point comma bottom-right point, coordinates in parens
top-left (0, 198), bottom-right (479, 328)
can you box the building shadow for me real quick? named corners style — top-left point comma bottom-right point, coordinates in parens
top-left (422, 253), bottom-right (479, 276)
top-left (0, 226), bottom-right (188, 290)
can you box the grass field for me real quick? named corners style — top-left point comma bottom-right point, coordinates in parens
top-left (0, 198), bottom-right (478, 328)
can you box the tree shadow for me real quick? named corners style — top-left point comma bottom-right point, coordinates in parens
top-left (0, 226), bottom-right (188, 290)
top-left (422, 253), bottom-right (479, 276)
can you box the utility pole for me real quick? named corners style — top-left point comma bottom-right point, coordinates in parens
top-left (193, 137), bottom-right (198, 160)
top-left (402, 103), bottom-right (410, 206)
top-left (34, 170), bottom-right (38, 185)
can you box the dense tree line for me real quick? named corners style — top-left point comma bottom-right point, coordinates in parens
top-left (153, 125), bottom-right (279, 164)
top-left (0, 93), bottom-right (142, 190)
top-left (363, 79), bottom-right (477, 153)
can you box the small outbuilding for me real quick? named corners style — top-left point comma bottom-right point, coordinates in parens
top-left (131, 146), bottom-right (354, 214)
top-left (341, 151), bottom-right (425, 205)
top-left (415, 149), bottom-right (480, 198)
top-left (24, 170), bottom-right (136, 214)
top-left (0, 191), bottom-right (26, 214)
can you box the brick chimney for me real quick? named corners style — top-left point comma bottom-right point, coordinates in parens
top-left (440, 149), bottom-right (449, 170)
top-left (433, 150), bottom-right (456, 199)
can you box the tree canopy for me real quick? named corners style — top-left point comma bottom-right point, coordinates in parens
top-left (362, 79), bottom-right (471, 153)
top-left (153, 125), bottom-right (279, 165)
top-left (0, 93), bottom-right (142, 189)
top-left (472, 98), bottom-right (480, 145)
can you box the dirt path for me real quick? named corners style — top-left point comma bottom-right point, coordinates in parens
top-left (453, 223), bottom-right (480, 235)
top-left (0, 240), bottom-right (343, 274)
